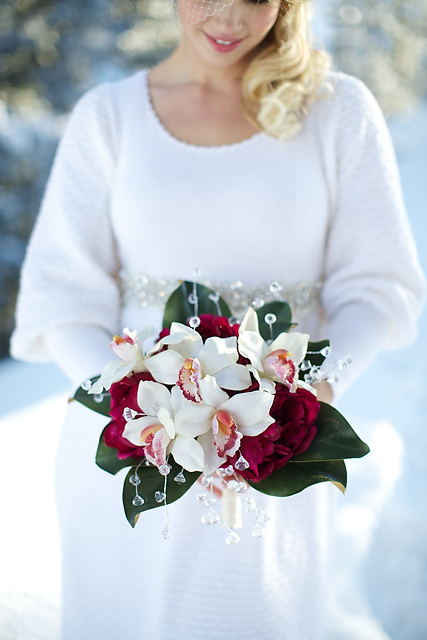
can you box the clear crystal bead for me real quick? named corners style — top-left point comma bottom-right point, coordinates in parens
top-left (238, 482), bottom-right (248, 493)
top-left (189, 316), bottom-right (201, 329)
top-left (132, 495), bottom-right (145, 507)
top-left (201, 513), bottom-right (214, 525)
top-left (252, 297), bottom-right (264, 309)
top-left (337, 359), bottom-right (348, 369)
top-left (210, 514), bottom-right (221, 525)
top-left (161, 526), bottom-right (171, 539)
top-left (327, 375), bottom-right (339, 384)
top-left (196, 491), bottom-right (207, 501)
top-left (227, 480), bottom-right (240, 491)
top-left (320, 346), bottom-right (331, 358)
top-left (216, 467), bottom-right (228, 478)
top-left (245, 498), bottom-right (256, 512)
top-left (269, 282), bottom-right (282, 294)
top-left (204, 497), bottom-right (216, 507)
top-left (123, 407), bottom-right (137, 422)
top-left (201, 475), bottom-right (213, 486)
top-left (304, 374), bottom-right (315, 384)
top-left (264, 313), bottom-right (277, 325)
top-left (129, 474), bottom-right (141, 486)
top-left (154, 491), bottom-right (166, 503)
top-left (158, 464), bottom-right (171, 476)
top-left (188, 293), bottom-right (198, 305)
top-left (94, 394), bottom-right (104, 403)
top-left (252, 524), bottom-right (266, 537)
top-left (259, 509), bottom-right (271, 523)
top-left (234, 454), bottom-right (250, 471)
top-left (208, 292), bottom-right (220, 303)
top-left (300, 360), bottom-right (311, 371)
top-left (174, 470), bottom-right (186, 484)
top-left (81, 379), bottom-right (92, 391)
top-left (224, 465), bottom-right (234, 476)
top-left (226, 531), bottom-right (240, 545)
top-left (346, 355), bottom-right (353, 364)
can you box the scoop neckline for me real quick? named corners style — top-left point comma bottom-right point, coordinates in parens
top-left (142, 69), bottom-right (265, 152)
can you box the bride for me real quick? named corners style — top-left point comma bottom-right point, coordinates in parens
top-left (11, 0), bottom-right (424, 638)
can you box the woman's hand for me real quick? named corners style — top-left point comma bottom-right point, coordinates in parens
top-left (313, 382), bottom-right (333, 404)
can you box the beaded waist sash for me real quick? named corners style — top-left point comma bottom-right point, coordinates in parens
top-left (119, 271), bottom-right (323, 319)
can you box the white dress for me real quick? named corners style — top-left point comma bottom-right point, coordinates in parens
top-left (11, 69), bottom-right (425, 640)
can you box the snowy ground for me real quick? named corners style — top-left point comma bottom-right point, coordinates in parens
top-left (0, 109), bottom-right (426, 640)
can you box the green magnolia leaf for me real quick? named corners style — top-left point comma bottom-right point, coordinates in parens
top-left (73, 376), bottom-right (111, 417)
top-left (248, 459), bottom-right (347, 497)
top-left (123, 458), bottom-right (200, 528)
top-left (255, 301), bottom-right (294, 341)
top-left (163, 281), bottom-right (231, 329)
top-left (95, 427), bottom-right (139, 475)
top-left (292, 402), bottom-right (370, 463)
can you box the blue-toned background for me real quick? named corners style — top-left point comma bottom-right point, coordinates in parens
top-left (0, 1), bottom-right (426, 638)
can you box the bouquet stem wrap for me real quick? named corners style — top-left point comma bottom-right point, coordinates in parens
top-left (221, 488), bottom-right (243, 529)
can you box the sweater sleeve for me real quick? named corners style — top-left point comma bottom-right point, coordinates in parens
top-left (10, 83), bottom-right (121, 368)
top-left (320, 74), bottom-right (425, 398)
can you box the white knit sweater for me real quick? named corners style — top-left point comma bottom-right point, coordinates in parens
top-left (11, 69), bottom-right (425, 398)
top-left (10, 70), bottom-right (425, 640)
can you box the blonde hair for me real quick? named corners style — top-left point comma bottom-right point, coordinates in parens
top-left (242, 0), bottom-right (331, 139)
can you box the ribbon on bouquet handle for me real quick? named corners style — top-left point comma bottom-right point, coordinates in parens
top-left (222, 487), bottom-right (243, 529)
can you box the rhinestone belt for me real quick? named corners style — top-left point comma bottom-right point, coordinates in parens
top-left (119, 271), bottom-right (322, 319)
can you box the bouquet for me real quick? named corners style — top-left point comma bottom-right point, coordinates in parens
top-left (74, 281), bottom-right (369, 544)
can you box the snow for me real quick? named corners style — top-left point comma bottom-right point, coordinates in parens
top-left (0, 109), bottom-right (426, 639)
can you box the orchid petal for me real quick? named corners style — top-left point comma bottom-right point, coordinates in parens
top-left (213, 364), bottom-right (252, 390)
top-left (169, 435), bottom-right (205, 472)
top-left (269, 332), bottom-right (309, 365)
top-left (90, 359), bottom-right (135, 393)
top-left (238, 330), bottom-right (265, 371)
top-left (137, 381), bottom-right (172, 416)
top-left (198, 337), bottom-right (238, 375)
top-left (239, 307), bottom-right (259, 333)
top-left (136, 325), bottom-right (157, 356)
top-left (198, 431), bottom-right (225, 476)
top-left (221, 390), bottom-right (274, 427)
top-left (259, 377), bottom-right (276, 394)
top-left (163, 323), bottom-right (202, 359)
top-left (174, 403), bottom-right (214, 437)
top-left (158, 406), bottom-right (175, 439)
top-left (144, 427), bottom-right (171, 468)
top-left (198, 375), bottom-right (229, 409)
top-left (239, 416), bottom-right (275, 437)
top-left (122, 415), bottom-right (161, 446)
top-left (145, 350), bottom-right (184, 384)
top-left (170, 385), bottom-right (188, 414)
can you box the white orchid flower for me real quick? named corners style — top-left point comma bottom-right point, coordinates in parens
top-left (144, 322), bottom-right (251, 402)
top-left (122, 381), bottom-right (210, 473)
top-left (188, 375), bottom-right (275, 476)
top-left (238, 308), bottom-right (315, 395)
top-left (89, 325), bottom-right (158, 394)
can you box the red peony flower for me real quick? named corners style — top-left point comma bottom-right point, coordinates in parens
top-left (103, 371), bottom-right (155, 459)
top-left (195, 314), bottom-right (239, 342)
top-left (227, 386), bottom-right (320, 482)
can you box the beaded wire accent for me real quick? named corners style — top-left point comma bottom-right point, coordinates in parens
top-left (119, 270), bottom-right (323, 320)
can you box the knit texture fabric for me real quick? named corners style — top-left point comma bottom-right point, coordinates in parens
top-left (10, 69), bottom-right (425, 640)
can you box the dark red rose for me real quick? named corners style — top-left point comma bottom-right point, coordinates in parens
top-left (195, 314), bottom-right (239, 342)
top-left (103, 371), bottom-right (155, 460)
top-left (227, 386), bottom-right (320, 482)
